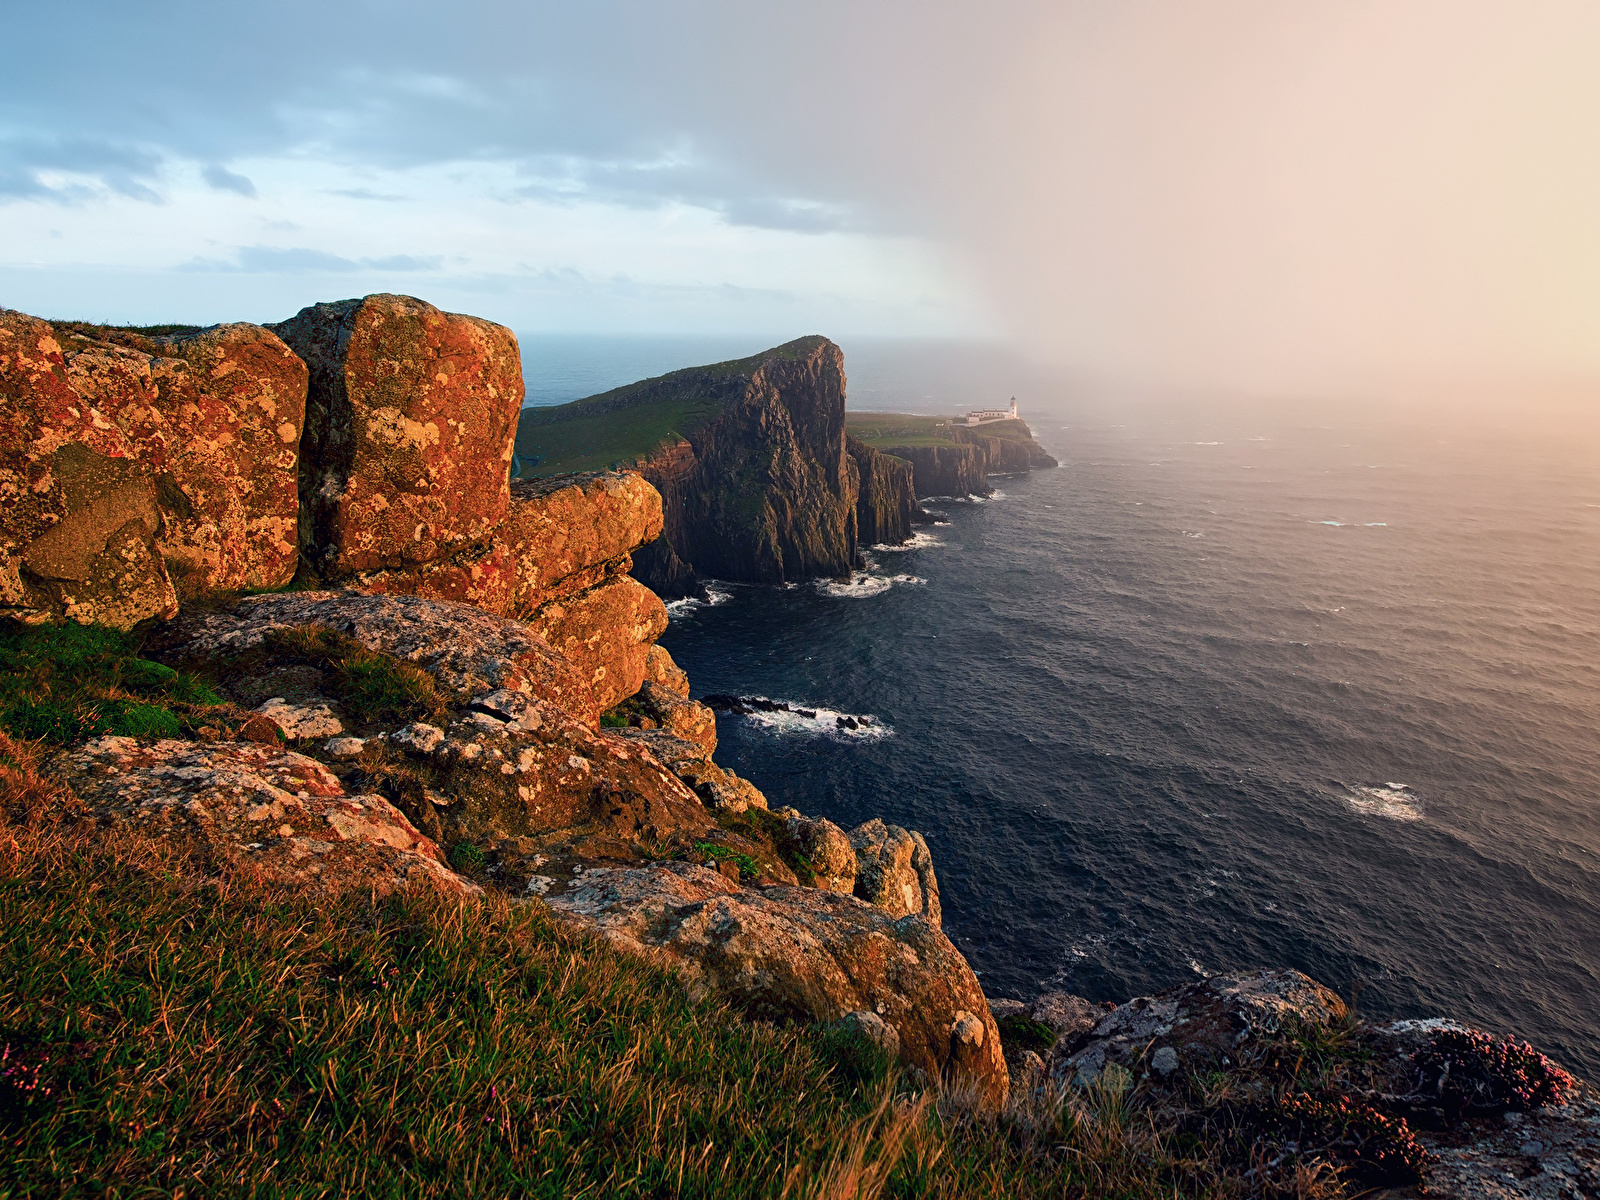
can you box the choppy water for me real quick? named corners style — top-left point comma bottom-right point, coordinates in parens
top-left (523, 336), bottom-right (1600, 1080)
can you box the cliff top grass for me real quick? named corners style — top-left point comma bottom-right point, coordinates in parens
top-left (0, 773), bottom-right (1205, 1200)
top-left (845, 412), bottom-right (966, 449)
top-left (514, 336), bottom-right (830, 478)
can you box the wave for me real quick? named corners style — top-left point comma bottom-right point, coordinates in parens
top-left (701, 694), bottom-right (891, 740)
top-left (664, 581), bottom-right (735, 617)
top-left (1313, 521), bottom-right (1388, 527)
top-left (1341, 782), bottom-right (1424, 821)
top-left (815, 571), bottom-right (925, 599)
top-left (870, 531), bottom-right (942, 552)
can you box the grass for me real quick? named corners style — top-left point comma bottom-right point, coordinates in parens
top-left (0, 789), bottom-right (1206, 1200)
top-left (844, 414), bottom-right (964, 449)
top-left (0, 623), bottom-right (223, 745)
top-left (258, 625), bottom-right (447, 727)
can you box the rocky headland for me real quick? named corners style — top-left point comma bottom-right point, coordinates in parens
top-left (845, 410), bottom-right (1060, 500)
top-left (0, 294), bottom-right (1584, 1197)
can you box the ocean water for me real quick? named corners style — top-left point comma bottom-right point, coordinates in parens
top-left (523, 336), bottom-right (1600, 1079)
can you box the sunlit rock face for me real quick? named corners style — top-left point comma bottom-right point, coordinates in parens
top-left (271, 294), bottom-right (521, 578)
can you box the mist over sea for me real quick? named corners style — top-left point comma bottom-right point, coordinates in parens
top-left (523, 335), bottom-right (1600, 1081)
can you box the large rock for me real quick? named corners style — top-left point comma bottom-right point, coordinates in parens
top-left (57, 322), bottom-right (308, 596)
top-left (545, 860), bottom-right (1009, 1105)
top-left (787, 814), bottom-right (857, 893)
top-left (160, 590), bottom-right (601, 727)
top-left (879, 442), bottom-right (991, 500)
top-left (642, 645), bottom-right (690, 698)
top-left (502, 471), bottom-right (663, 612)
top-left (1051, 969), bottom-right (1348, 1088)
top-left (625, 680), bottom-right (717, 753)
top-left (271, 295), bottom-right (521, 578)
top-left (1, 314), bottom-right (310, 609)
top-left (848, 818), bottom-right (941, 925)
top-left (50, 735), bottom-right (474, 897)
top-left (525, 574), bottom-right (668, 712)
top-left (0, 313), bottom-right (177, 626)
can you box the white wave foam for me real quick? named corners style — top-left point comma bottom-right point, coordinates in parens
top-left (664, 582), bottom-right (735, 617)
top-left (1342, 783), bottom-right (1425, 821)
top-left (870, 531), bottom-right (942, 552)
top-left (729, 698), bottom-right (892, 741)
top-left (815, 571), bottom-right (925, 599)
top-left (1194, 441), bottom-right (1223, 446)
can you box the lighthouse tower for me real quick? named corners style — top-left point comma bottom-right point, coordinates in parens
top-left (1010, 397), bottom-right (1017, 417)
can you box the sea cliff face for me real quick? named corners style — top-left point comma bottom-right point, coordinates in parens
top-left (882, 419), bottom-right (1059, 499)
top-left (847, 434), bottom-right (916, 546)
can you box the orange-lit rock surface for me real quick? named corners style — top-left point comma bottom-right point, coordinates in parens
top-left (502, 471), bottom-right (663, 611)
top-left (525, 573), bottom-right (668, 712)
top-left (271, 294), bottom-right (520, 577)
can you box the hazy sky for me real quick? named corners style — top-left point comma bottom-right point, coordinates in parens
top-left (5, 1), bottom-right (1600, 392)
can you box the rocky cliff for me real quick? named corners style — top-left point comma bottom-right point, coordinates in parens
top-left (516, 338), bottom-right (923, 599)
top-left (0, 297), bottom-right (1008, 1103)
top-left (879, 420), bottom-right (1057, 499)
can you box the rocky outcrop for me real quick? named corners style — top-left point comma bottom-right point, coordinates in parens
top-left (882, 443), bottom-right (991, 500)
top-left (52, 735), bottom-right (474, 897)
top-left (544, 860), bottom-right (1009, 1105)
top-left (848, 818), bottom-right (941, 924)
top-left (847, 436), bottom-right (916, 547)
top-left (523, 574), bottom-right (667, 712)
top-left (881, 420), bottom-right (1057, 500)
top-left (0, 312), bottom-right (310, 624)
top-left (270, 294), bottom-right (520, 578)
top-left (1049, 969), bottom-right (1347, 1088)
top-left (500, 472), bottom-right (663, 613)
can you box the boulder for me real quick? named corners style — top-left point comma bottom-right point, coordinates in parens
top-left (848, 818), bottom-right (941, 925)
top-left (0, 314), bottom-right (178, 627)
top-left (616, 728), bottom-right (760, 813)
top-left (627, 680), bottom-right (717, 753)
top-left (787, 814), bottom-right (857, 894)
top-left (159, 590), bottom-right (601, 728)
top-left (545, 860), bottom-right (1008, 1106)
top-left (271, 295), bottom-right (521, 577)
top-left (642, 644), bottom-right (690, 698)
top-left (1, 313), bottom-right (309, 610)
top-left (525, 573), bottom-right (668, 711)
top-left (501, 471), bottom-right (664, 612)
top-left (1051, 969), bottom-right (1348, 1088)
top-left (50, 735), bottom-right (475, 897)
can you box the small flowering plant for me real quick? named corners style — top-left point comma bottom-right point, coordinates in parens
top-left (1410, 1029), bottom-right (1575, 1117)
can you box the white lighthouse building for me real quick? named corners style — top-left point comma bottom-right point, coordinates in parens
top-left (958, 398), bottom-right (1019, 426)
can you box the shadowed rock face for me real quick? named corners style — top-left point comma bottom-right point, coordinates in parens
top-left (545, 860), bottom-right (1009, 1106)
top-left (848, 436), bottom-right (917, 547)
top-left (271, 294), bottom-right (521, 578)
top-left (881, 421), bottom-right (1057, 500)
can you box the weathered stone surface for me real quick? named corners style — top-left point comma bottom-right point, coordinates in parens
top-left (50, 736), bottom-right (474, 897)
top-left (271, 295), bottom-right (521, 577)
top-left (848, 818), bottom-right (941, 925)
top-left (626, 680), bottom-right (717, 753)
top-left (0, 314), bottom-right (178, 626)
top-left (1, 313), bottom-right (310, 607)
top-left (1051, 969), bottom-right (1347, 1088)
top-left (544, 860), bottom-right (1008, 1105)
top-left (616, 728), bottom-right (759, 813)
top-left (350, 539), bottom-right (516, 615)
top-left (502, 471), bottom-right (663, 612)
top-left (833, 1010), bottom-right (901, 1059)
top-left (879, 442), bottom-right (992, 501)
top-left (1414, 1086), bottom-right (1600, 1199)
top-left (255, 697), bottom-right (342, 739)
top-left (1029, 991), bottom-right (1109, 1042)
top-left (526, 573), bottom-right (668, 712)
top-left (161, 590), bottom-right (600, 727)
top-left (643, 644), bottom-right (690, 698)
top-left (787, 815), bottom-right (856, 894)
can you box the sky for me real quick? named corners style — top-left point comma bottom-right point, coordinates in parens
top-left (5, 1), bottom-right (1600, 395)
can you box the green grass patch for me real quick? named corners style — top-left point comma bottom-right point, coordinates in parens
top-left (0, 623), bottom-right (223, 746)
top-left (262, 625), bottom-right (446, 726)
top-left (0, 818), bottom-right (1201, 1199)
top-left (516, 398), bottom-right (723, 477)
top-left (997, 1014), bottom-right (1058, 1056)
top-left (846, 412), bottom-right (965, 449)
top-left (693, 841), bottom-right (761, 882)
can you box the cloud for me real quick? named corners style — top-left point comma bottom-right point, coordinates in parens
top-left (0, 136), bottom-right (164, 202)
top-left (201, 164), bottom-right (256, 197)
top-left (181, 246), bottom-right (444, 273)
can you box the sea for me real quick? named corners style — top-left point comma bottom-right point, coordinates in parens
top-left (520, 333), bottom-right (1600, 1081)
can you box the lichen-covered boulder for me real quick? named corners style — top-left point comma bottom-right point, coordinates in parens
top-left (787, 814), bottom-right (857, 894)
top-left (1, 313), bottom-right (309, 607)
top-left (616, 728), bottom-right (759, 813)
top-left (161, 590), bottom-right (601, 727)
top-left (848, 818), bottom-right (941, 925)
top-left (503, 471), bottom-right (664, 612)
top-left (0, 314), bottom-right (178, 627)
top-left (50, 736), bottom-right (475, 897)
top-left (626, 680), bottom-right (717, 753)
top-left (643, 644), bottom-right (690, 698)
top-left (1051, 969), bottom-right (1348, 1088)
top-left (271, 295), bottom-right (521, 577)
top-left (545, 861), bottom-right (1009, 1106)
top-left (525, 574), bottom-right (668, 711)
